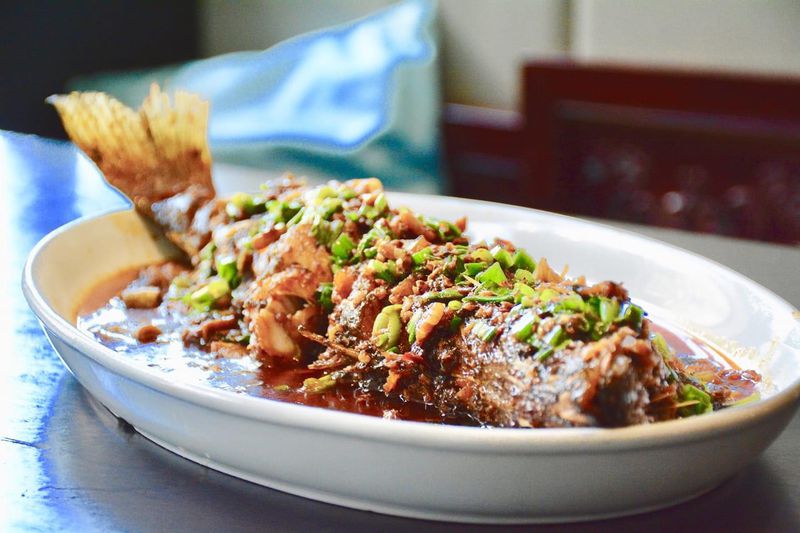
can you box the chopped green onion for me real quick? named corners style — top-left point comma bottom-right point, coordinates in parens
top-left (267, 200), bottom-right (302, 223)
top-left (368, 259), bottom-right (396, 283)
top-left (490, 245), bottom-right (514, 269)
top-left (678, 384), bottom-right (713, 417)
top-left (534, 346), bottom-right (554, 361)
top-left (316, 282), bottom-right (334, 313)
top-left (285, 206), bottom-right (305, 226)
top-left (412, 247), bottom-right (432, 266)
top-left (215, 255), bottom-right (240, 288)
top-left (374, 193), bottom-right (388, 213)
top-left (514, 282), bottom-right (536, 304)
top-left (355, 224), bottom-right (390, 258)
top-left (423, 216), bottom-right (462, 241)
top-left (372, 304), bottom-right (402, 349)
top-left (651, 332), bottom-right (681, 383)
top-left (464, 262), bottom-right (488, 277)
top-left (617, 302), bottom-right (645, 330)
top-left (475, 262), bottom-right (507, 285)
top-left (599, 298), bottom-right (620, 324)
top-left (303, 374), bottom-right (337, 394)
top-left (447, 299), bottom-right (463, 311)
top-left (199, 241), bottom-right (216, 262)
top-left (514, 269), bottom-right (535, 283)
top-left (226, 192), bottom-right (263, 218)
top-left (555, 293), bottom-right (585, 313)
top-left (422, 288), bottom-right (462, 302)
top-left (511, 314), bottom-right (537, 342)
top-left (464, 263), bottom-right (489, 277)
top-left (450, 315), bottom-right (463, 331)
top-left (463, 292), bottom-right (514, 303)
top-left (512, 249), bottom-right (536, 271)
top-left (331, 233), bottom-right (355, 260)
top-left (470, 248), bottom-right (494, 263)
top-left (187, 278), bottom-right (230, 311)
top-left (319, 197), bottom-right (343, 219)
top-left (471, 320), bottom-right (498, 342)
top-left (311, 215), bottom-right (340, 246)
top-left (407, 308), bottom-right (423, 343)
top-left (651, 332), bottom-right (672, 359)
top-left (538, 288), bottom-right (559, 303)
top-left (314, 185), bottom-right (338, 201)
top-left (543, 325), bottom-right (567, 347)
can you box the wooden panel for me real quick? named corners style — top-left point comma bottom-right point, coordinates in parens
top-left (519, 62), bottom-right (800, 244)
top-left (442, 104), bottom-right (525, 205)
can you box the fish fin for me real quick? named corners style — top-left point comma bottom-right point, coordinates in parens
top-left (47, 83), bottom-right (214, 214)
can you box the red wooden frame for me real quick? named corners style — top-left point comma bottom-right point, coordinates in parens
top-left (442, 61), bottom-right (800, 243)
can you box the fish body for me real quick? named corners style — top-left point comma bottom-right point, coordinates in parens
top-left (54, 89), bottom-right (755, 428)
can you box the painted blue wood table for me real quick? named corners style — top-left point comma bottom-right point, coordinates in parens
top-left (2, 130), bottom-right (798, 531)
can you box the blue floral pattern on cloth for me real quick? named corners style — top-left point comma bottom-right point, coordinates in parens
top-left (71, 0), bottom-right (442, 192)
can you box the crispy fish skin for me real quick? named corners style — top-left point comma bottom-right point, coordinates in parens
top-left (318, 250), bottom-right (675, 428)
top-left (48, 84), bottom-right (215, 255)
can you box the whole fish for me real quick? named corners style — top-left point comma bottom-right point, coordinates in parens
top-left (52, 88), bottom-right (758, 428)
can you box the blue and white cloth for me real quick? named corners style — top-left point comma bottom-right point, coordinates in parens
top-left (71, 0), bottom-right (442, 192)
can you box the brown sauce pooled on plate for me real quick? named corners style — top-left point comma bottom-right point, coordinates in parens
top-left (77, 265), bottom-right (473, 424)
top-left (77, 264), bottom-right (760, 426)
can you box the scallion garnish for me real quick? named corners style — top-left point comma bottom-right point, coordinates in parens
top-left (472, 320), bottom-right (498, 342)
top-left (512, 249), bottom-right (536, 271)
top-left (215, 255), bottom-right (240, 288)
top-left (470, 248), bottom-right (493, 263)
top-left (422, 288), bottom-right (462, 302)
top-left (407, 308), bottom-right (423, 343)
top-left (677, 384), bottom-right (713, 416)
top-left (543, 325), bottom-right (567, 347)
top-left (463, 262), bottom-right (488, 277)
top-left (534, 346), bottom-right (554, 361)
top-left (599, 298), bottom-right (620, 324)
top-left (463, 293), bottom-right (514, 303)
top-left (412, 247), bottom-right (432, 266)
top-left (372, 304), bottom-right (402, 349)
top-left (475, 262), bottom-right (507, 285)
top-left (514, 268), bottom-right (535, 284)
top-left (315, 282), bottom-right (334, 313)
top-left (185, 278), bottom-right (230, 312)
top-left (331, 233), bottom-right (355, 260)
top-left (490, 245), bottom-right (514, 269)
top-left (511, 314), bottom-right (537, 342)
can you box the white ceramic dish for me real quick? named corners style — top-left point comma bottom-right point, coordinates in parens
top-left (23, 194), bottom-right (800, 524)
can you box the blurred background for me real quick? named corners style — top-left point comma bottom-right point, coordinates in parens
top-left (2, 0), bottom-right (799, 243)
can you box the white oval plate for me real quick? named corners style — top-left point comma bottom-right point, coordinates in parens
top-left (23, 194), bottom-right (800, 524)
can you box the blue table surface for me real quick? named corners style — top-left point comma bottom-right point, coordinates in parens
top-left (1, 130), bottom-right (798, 532)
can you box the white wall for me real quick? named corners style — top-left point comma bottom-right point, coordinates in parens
top-left (438, 0), bottom-right (568, 110)
top-left (200, 0), bottom-right (396, 55)
top-left (572, 0), bottom-right (800, 75)
top-left (199, 0), bottom-right (800, 111)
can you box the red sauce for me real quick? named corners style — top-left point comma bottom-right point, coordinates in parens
top-left (77, 273), bottom-right (473, 424)
top-left (77, 270), bottom-right (759, 424)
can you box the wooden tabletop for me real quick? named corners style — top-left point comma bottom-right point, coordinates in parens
top-left (2, 130), bottom-right (797, 531)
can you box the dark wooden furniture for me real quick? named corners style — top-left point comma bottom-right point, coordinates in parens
top-left (445, 62), bottom-right (800, 244)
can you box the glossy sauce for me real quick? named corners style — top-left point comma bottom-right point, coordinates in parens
top-left (77, 267), bottom-right (470, 424)
top-left (77, 268), bottom-right (759, 423)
